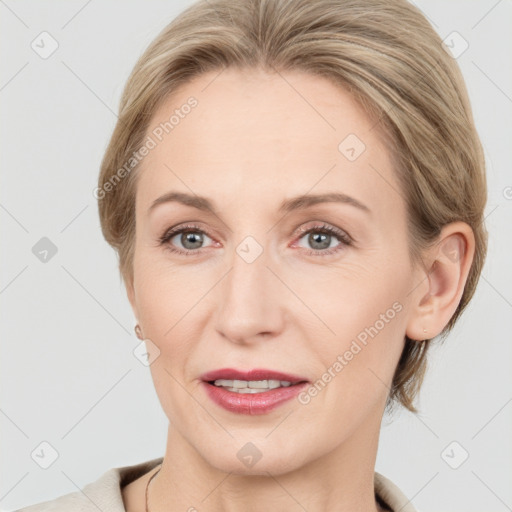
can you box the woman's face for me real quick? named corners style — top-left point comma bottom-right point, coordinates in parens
top-left (127, 68), bottom-right (426, 474)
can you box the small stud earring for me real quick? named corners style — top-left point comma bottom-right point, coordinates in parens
top-left (134, 324), bottom-right (143, 340)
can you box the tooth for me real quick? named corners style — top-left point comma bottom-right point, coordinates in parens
top-left (248, 380), bottom-right (268, 389)
top-left (237, 387), bottom-right (260, 394)
top-left (212, 379), bottom-right (296, 392)
top-left (214, 379), bottom-right (232, 387)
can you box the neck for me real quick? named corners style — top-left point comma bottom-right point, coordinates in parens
top-left (149, 411), bottom-right (385, 512)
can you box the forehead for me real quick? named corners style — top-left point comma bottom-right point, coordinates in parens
top-left (137, 68), bottom-right (400, 215)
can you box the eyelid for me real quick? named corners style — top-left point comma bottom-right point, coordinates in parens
top-left (291, 220), bottom-right (353, 242)
top-left (159, 221), bottom-right (210, 238)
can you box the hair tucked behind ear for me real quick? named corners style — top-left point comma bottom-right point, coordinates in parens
top-left (97, 0), bottom-right (488, 413)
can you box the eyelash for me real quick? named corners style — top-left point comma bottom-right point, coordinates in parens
top-left (158, 222), bottom-right (353, 257)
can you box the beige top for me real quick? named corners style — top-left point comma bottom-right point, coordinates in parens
top-left (15, 456), bottom-right (417, 512)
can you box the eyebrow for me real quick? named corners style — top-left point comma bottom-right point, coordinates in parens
top-left (148, 191), bottom-right (371, 216)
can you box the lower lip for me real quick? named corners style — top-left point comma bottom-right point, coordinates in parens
top-left (202, 381), bottom-right (309, 415)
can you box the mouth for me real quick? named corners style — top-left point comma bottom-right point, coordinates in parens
top-left (206, 379), bottom-right (304, 394)
top-left (201, 367), bottom-right (309, 393)
top-left (200, 368), bottom-right (310, 414)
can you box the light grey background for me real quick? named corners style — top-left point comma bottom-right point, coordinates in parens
top-left (1, 1), bottom-right (511, 511)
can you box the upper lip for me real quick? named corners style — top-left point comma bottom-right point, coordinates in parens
top-left (201, 368), bottom-right (309, 384)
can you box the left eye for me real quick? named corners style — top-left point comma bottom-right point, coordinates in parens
top-left (293, 224), bottom-right (352, 255)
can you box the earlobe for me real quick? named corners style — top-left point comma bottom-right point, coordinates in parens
top-left (405, 222), bottom-right (475, 341)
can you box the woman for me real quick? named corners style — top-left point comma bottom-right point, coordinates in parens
top-left (18, 0), bottom-right (487, 510)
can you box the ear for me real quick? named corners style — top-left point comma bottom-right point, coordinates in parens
top-left (405, 221), bottom-right (476, 341)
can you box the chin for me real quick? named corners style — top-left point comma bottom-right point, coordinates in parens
top-left (194, 435), bottom-right (312, 477)
top-left (210, 452), bottom-right (304, 477)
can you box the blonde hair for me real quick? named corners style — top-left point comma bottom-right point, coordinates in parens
top-left (97, 0), bottom-right (488, 413)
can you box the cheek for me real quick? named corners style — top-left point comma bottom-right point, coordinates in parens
top-left (133, 255), bottom-right (219, 380)
top-left (134, 260), bottom-right (206, 419)
top-left (134, 254), bottom-right (196, 333)
top-left (291, 255), bottom-right (405, 339)
top-left (132, 263), bottom-right (181, 366)
top-left (302, 260), bottom-right (410, 399)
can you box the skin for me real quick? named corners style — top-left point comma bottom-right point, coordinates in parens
top-left (121, 68), bottom-right (475, 512)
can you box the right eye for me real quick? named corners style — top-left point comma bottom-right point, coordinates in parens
top-left (159, 223), bottom-right (217, 256)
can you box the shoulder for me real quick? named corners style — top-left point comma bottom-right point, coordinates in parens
top-left (14, 489), bottom-right (95, 512)
top-left (13, 457), bottom-right (164, 512)
top-left (14, 467), bottom-right (122, 512)
top-left (374, 472), bottom-right (418, 512)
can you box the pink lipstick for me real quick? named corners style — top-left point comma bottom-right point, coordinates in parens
top-left (200, 368), bottom-right (309, 415)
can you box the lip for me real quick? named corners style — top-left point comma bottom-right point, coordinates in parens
top-left (200, 368), bottom-right (308, 384)
top-left (200, 368), bottom-right (309, 415)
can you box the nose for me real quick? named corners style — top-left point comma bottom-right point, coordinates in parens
top-left (214, 244), bottom-right (285, 345)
